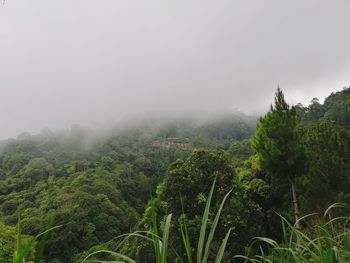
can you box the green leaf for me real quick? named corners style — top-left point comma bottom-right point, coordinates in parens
top-left (214, 228), bottom-right (232, 263)
top-left (197, 177), bottom-right (216, 263)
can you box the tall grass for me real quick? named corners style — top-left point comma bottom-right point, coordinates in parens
top-left (84, 178), bottom-right (232, 263)
top-left (1, 217), bottom-right (60, 263)
top-left (236, 203), bottom-right (350, 263)
top-left (5, 187), bottom-right (350, 262)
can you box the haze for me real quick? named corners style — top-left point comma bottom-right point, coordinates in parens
top-left (0, 0), bottom-right (349, 139)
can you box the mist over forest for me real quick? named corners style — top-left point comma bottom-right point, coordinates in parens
top-left (1, 1), bottom-right (350, 263)
top-left (1, 1), bottom-right (350, 138)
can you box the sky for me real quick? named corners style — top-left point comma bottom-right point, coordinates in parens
top-left (0, 0), bottom-right (349, 138)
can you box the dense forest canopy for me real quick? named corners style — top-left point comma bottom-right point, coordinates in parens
top-left (1, 87), bottom-right (350, 262)
top-left (0, 113), bottom-right (255, 262)
top-left (1, 1), bottom-right (350, 262)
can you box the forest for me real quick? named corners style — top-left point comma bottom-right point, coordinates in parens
top-left (1, 87), bottom-right (350, 262)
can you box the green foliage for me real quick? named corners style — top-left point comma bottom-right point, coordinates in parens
top-left (148, 150), bottom-right (265, 261)
top-left (84, 179), bottom-right (233, 263)
top-left (0, 118), bottom-right (254, 262)
top-left (253, 88), bottom-right (305, 183)
top-left (238, 203), bottom-right (350, 262)
top-left (0, 218), bottom-right (58, 263)
top-left (302, 87), bottom-right (350, 127)
top-left (253, 88), bottom-right (305, 226)
top-left (303, 98), bottom-right (325, 123)
top-left (0, 222), bottom-right (17, 261)
top-left (323, 87), bottom-right (350, 127)
top-left (1, 87), bottom-right (350, 262)
top-left (300, 119), bottom-right (350, 214)
top-left (0, 128), bottom-right (184, 262)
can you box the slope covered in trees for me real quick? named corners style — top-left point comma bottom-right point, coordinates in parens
top-left (0, 115), bottom-right (255, 262)
top-left (1, 88), bottom-right (350, 262)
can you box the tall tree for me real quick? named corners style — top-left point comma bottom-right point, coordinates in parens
top-left (300, 119), bottom-right (350, 213)
top-left (253, 88), bottom-right (305, 227)
top-left (154, 149), bottom-right (265, 261)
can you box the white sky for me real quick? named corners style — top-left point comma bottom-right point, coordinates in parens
top-left (0, 0), bottom-right (349, 138)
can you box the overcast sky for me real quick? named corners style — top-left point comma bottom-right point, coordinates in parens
top-left (0, 1), bottom-right (349, 138)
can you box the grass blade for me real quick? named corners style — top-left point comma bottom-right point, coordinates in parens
top-left (202, 189), bottom-right (232, 262)
top-left (161, 213), bottom-right (172, 263)
top-left (197, 177), bottom-right (216, 263)
top-left (84, 250), bottom-right (136, 263)
top-left (180, 215), bottom-right (193, 263)
top-left (214, 228), bottom-right (232, 263)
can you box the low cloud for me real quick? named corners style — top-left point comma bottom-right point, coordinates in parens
top-left (0, 0), bottom-right (349, 138)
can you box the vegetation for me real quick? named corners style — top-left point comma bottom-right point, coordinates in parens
top-left (1, 87), bottom-right (350, 262)
top-left (84, 179), bottom-right (233, 263)
top-left (253, 88), bottom-right (305, 227)
top-left (239, 203), bottom-right (350, 262)
top-left (0, 219), bottom-right (58, 263)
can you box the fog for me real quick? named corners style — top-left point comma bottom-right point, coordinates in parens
top-left (0, 1), bottom-right (349, 138)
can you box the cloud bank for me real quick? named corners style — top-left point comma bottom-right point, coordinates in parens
top-left (0, 0), bottom-right (349, 138)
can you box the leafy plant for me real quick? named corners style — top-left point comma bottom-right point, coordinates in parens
top-left (236, 203), bottom-right (350, 263)
top-left (1, 217), bottom-right (60, 263)
top-left (84, 178), bottom-right (232, 262)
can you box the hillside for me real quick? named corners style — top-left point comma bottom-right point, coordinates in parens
top-left (0, 115), bottom-right (255, 262)
top-left (1, 88), bottom-right (350, 262)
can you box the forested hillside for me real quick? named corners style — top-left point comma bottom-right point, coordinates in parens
top-left (1, 88), bottom-right (350, 262)
top-left (0, 115), bottom-right (255, 262)
top-left (111, 87), bottom-right (350, 263)
top-left (2, 0), bottom-right (350, 261)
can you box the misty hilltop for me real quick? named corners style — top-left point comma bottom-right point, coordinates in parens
top-left (1, 1), bottom-right (350, 262)
top-left (0, 1), bottom-right (349, 138)
top-left (0, 87), bottom-right (350, 262)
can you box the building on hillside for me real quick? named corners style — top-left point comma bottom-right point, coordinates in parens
top-left (152, 137), bottom-right (193, 149)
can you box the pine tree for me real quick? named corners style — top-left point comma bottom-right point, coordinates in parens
top-left (253, 88), bottom-right (305, 228)
top-left (301, 119), bottom-right (350, 213)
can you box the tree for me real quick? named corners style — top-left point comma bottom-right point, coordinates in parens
top-left (300, 119), bottom-right (350, 213)
top-left (303, 98), bottom-right (325, 122)
top-left (253, 88), bottom-right (305, 227)
top-left (153, 149), bottom-right (265, 260)
top-left (0, 222), bottom-right (19, 261)
top-left (323, 87), bottom-right (350, 127)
